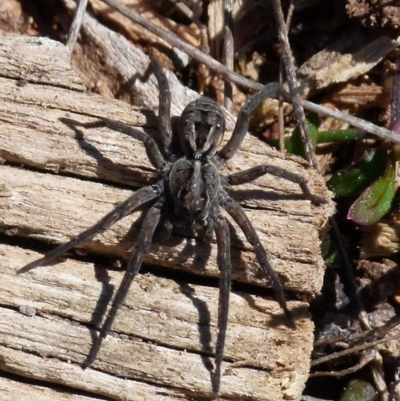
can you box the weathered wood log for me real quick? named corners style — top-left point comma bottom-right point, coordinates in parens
top-left (0, 33), bottom-right (333, 400)
top-left (0, 244), bottom-right (313, 401)
top-left (1, 375), bottom-right (103, 401)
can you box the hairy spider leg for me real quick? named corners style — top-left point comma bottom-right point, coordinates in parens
top-left (18, 183), bottom-right (163, 274)
top-left (228, 165), bottom-right (327, 205)
top-left (213, 214), bottom-right (232, 396)
top-left (85, 200), bottom-right (163, 368)
top-left (151, 60), bottom-right (173, 153)
top-left (220, 192), bottom-right (295, 327)
top-left (97, 120), bottom-right (167, 171)
top-left (59, 118), bottom-right (168, 171)
top-left (218, 82), bottom-right (282, 160)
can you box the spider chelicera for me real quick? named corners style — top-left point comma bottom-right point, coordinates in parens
top-left (19, 61), bottom-right (325, 396)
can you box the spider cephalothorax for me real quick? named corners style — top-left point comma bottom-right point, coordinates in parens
top-left (19, 61), bottom-right (324, 396)
top-left (179, 97), bottom-right (225, 158)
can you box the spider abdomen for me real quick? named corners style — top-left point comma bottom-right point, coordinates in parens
top-left (169, 158), bottom-right (220, 221)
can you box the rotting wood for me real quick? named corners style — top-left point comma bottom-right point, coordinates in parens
top-left (0, 33), bottom-right (333, 400)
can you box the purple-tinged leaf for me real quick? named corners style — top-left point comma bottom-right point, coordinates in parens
top-left (348, 153), bottom-right (396, 225)
top-left (327, 147), bottom-right (388, 198)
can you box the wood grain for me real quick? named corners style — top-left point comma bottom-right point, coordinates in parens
top-left (0, 244), bottom-right (313, 400)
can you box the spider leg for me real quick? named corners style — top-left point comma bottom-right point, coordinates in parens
top-left (18, 182), bottom-right (163, 274)
top-left (84, 120), bottom-right (167, 170)
top-left (84, 200), bottom-right (162, 368)
top-left (212, 213), bottom-right (232, 396)
top-left (150, 60), bottom-right (173, 153)
top-left (218, 82), bottom-right (282, 160)
top-left (220, 192), bottom-right (296, 327)
top-left (227, 165), bottom-right (327, 204)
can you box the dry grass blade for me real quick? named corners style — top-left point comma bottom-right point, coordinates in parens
top-left (270, 0), bottom-right (317, 169)
top-left (67, 0), bottom-right (88, 52)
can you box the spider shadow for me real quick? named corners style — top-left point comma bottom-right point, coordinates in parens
top-left (237, 291), bottom-right (308, 329)
top-left (113, 61), bottom-right (153, 103)
top-left (154, 225), bottom-right (218, 383)
top-left (86, 264), bottom-right (114, 329)
top-left (80, 207), bottom-right (152, 368)
top-left (227, 187), bottom-right (313, 203)
top-left (178, 280), bottom-right (215, 376)
top-left (59, 116), bottom-right (159, 187)
top-left (113, 46), bottom-right (187, 101)
top-left (58, 116), bottom-right (157, 365)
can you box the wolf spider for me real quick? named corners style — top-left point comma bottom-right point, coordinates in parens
top-left (19, 61), bottom-right (324, 396)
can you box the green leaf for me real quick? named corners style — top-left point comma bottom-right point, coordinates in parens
top-left (268, 117), bottom-right (359, 152)
top-left (285, 114), bottom-right (319, 159)
top-left (327, 147), bottom-right (388, 198)
top-left (348, 153), bottom-right (396, 225)
top-left (317, 128), bottom-right (359, 143)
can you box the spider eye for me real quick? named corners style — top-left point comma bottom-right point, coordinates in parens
top-left (216, 123), bottom-right (221, 129)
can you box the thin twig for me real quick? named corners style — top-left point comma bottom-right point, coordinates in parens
top-left (171, 0), bottom-right (209, 54)
top-left (312, 333), bottom-right (400, 368)
top-left (301, 99), bottom-right (400, 143)
top-left (311, 351), bottom-right (375, 378)
top-left (67, 0), bottom-right (88, 53)
top-left (286, 0), bottom-right (295, 27)
top-left (315, 315), bottom-right (400, 350)
top-left (278, 65), bottom-right (285, 153)
top-left (390, 58), bottom-right (400, 129)
top-left (223, 0), bottom-right (234, 111)
top-left (356, 315), bottom-right (400, 347)
top-left (389, 365), bottom-right (400, 401)
top-left (313, 333), bottom-right (400, 382)
top-left (270, 0), bottom-right (318, 169)
top-left (277, 0), bottom-right (295, 153)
